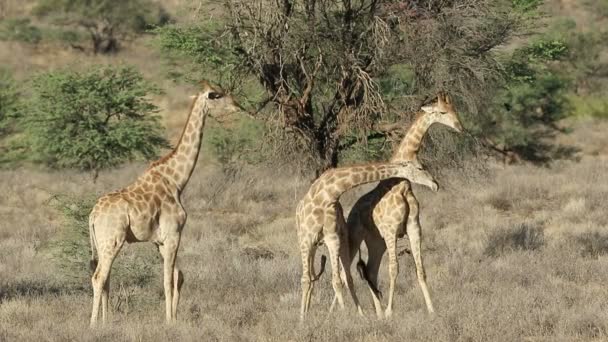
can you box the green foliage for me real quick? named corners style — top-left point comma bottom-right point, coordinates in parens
top-left (153, 23), bottom-right (240, 85)
top-left (207, 119), bottom-right (266, 171)
top-left (0, 69), bottom-right (19, 136)
top-left (18, 65), bottom-right (169, 173)
top-left (0, 18), bottom-right (42, 44)
top-left (569, 95), bottom-right (608, 119)
top-left (478, 38), bottom-right (571, 161)
top-left (512, 0), bottom-right (544, 13)
top-left (34, 0), bottom-right (169, 33)
top-left (49, 194), bottom-right (159, 286)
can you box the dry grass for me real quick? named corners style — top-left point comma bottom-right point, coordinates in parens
top-left (2, 1), bottom-right (608, 340)
top-left (1, 119), bottom-right (608, 341)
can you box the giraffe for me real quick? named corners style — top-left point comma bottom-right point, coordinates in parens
top-left (88, 81), bottom-right (243, 326)
top-left (345, 93), bottom-right (463, 318)
top-left (297, 161), bottom-right (439, 320)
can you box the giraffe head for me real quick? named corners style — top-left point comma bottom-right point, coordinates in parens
top-left (397, 161), bottom-right (439, 192)
top-left (420, 92), bottom-right (463, 132)
top-left (191, 80), bottom-right (244, 120)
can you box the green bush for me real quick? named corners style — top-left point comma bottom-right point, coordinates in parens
top-left (34, 0), bottom-right (170, 53)
top-left (207, 118), bottom-right (266, 172)
top-left (476, 39), bottom-right (572, 162)
top-left (49, 194), bottom-right (159, 287)
top-left (153, 23), bottom-right (239, 84)
top-left (0, 18), bottom-right (42, 44)
top-left (0, 69), bottom-right (19, 136)
top-left (18, 65), bottom-right (169, 175)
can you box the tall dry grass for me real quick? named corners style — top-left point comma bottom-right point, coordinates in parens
top-left (1, 119), bottom-right (608, 341)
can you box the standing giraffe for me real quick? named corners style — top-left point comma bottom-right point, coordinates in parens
top-left (297, 161), bottom-right (438, 320)
top-left (88, 81), bottom-right (243, 326)
top-left (345, 93), bottom-right (463, 318)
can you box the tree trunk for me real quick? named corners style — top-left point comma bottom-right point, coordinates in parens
top-left (86, 19), bottom-right (118, 54)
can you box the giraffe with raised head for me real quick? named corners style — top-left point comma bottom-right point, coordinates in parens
top-left (345, 93), bottom-right (463, 318)
top-left (297, 161), bottom-right (439, 320)
top-left (88, 81), bottom-right (243, 326)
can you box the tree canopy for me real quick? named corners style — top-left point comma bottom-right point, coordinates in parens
top-left (18, 66), bottom-right (169, 177)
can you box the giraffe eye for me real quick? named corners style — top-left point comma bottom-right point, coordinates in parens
top-left (208, 92), bottom-right (224, 100)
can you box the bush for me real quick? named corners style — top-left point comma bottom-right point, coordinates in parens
top-left (485, 223), bottom-right (545, 257)
top-left (475, 39), bottom-right (572, 162)
top-left (0, 69), bottom-right (18, 136)
top-left (49, 194), bottom-right (159, 287)
top-left (18, 65), bottom-right (169, 176)
top-left (0, 18), bottom-right (42, 44)
top-left (207, 118), bottom-right (266, 173)
top-left (34, 0), bottom-right (170, 53)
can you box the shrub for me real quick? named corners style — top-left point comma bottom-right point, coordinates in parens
top-left (34, 0), bottom-right (170, 53)
top-left (0, 69), bottom-right (18, 136)
top-left (0, 18), bottom-right (42, 44)
top-left (485, 223), bottom-right (545, 257)
top-left (18, 65), bottom-right (169, 177)
top-left (49, 194), bottom-right (160, 287)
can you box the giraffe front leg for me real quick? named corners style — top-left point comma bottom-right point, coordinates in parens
top-left (385, 234), bottom-right (399, 318)
top-left (159, 238), bottom-right (179, 323)
top-left (362, 234), bottom-right (387, 319)
top-left (407, 216), bottom-right (435, 314)
top-left (338, 228), bottom-right (363, 316)
top-left (299, 240), bottom-right (314, 321)
top-left (172, 268), bottom-right (184, 320)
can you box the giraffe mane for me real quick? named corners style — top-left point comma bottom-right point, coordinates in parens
top-left (147, 96), bottom-right (200, 170)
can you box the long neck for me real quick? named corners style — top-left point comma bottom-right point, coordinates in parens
top-left (390, 113), bottom-right (433, 163)
top-left (148, 99), bottom-right (207, 191)
top-left (317, 163), bottom-right (409, 201)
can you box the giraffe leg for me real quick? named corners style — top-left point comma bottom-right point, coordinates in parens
top-left (159, 237), bottom-right (180, 323)
top-left (384, 234), bottom-right (399, 318)
top-left (299, 240), bottom-right (314, 321)
top-left (90, 237), bottom-right (124, 327)
top-left (101, 275), bottom-right (110, 323)
top-left (407, 216), bottom-right (435, 314)
top-left (324, 232), bottom-right (345, 313)
top-left (338, 227), bottom-right (363, 316)
top-left (363, 234), bottom-right (387, 319)
top-left (172, 268), bottom-right (184, 320)
top-left (304, 246), bottom-right (317, 313)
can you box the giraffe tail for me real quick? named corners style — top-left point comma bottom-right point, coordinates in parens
top-left (356, 248), bottom-right (383, 299)
top-left (89, 217), bottom-right (98, 273)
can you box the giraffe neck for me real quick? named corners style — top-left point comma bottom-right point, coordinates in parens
top-left (390, 113), bottom-right (433, 163)
top-left (148, 99), bottom-right (208, 191)
top-left (318, 163), bottom-right (414, 201)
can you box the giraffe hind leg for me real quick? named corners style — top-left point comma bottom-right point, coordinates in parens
top-left (324, 232), bottom-right (345, 313)
top-left (299, 241), bottom-right (314, 321)
top-left (90, 235), bottom-right (125, 327)
top-left (407, 217), bottom-right (435, 313)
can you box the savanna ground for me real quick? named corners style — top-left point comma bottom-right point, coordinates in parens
top-left (2, 0), bottom-right (608, 341)
top-left (1, 118), bottom-right (608, 341)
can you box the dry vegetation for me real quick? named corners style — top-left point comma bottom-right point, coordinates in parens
top-left (2, 0), bottom-right (608, 341)
top-left (0, 118), bottom-right (607, 341)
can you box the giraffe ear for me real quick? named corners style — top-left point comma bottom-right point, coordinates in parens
top-left (200, 80), bottom-right (212, 91)
top-left (190, 95), bottom-right (197, 99)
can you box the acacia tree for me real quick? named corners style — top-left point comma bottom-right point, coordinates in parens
top-left (156, 1), bottom-right (568, 173)
top-left (19, 66), bottom-right (169, 178)
top-left (223, 0), bottom-right (523, 173)
top-left (34, 0), bottom-right (169, 53)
